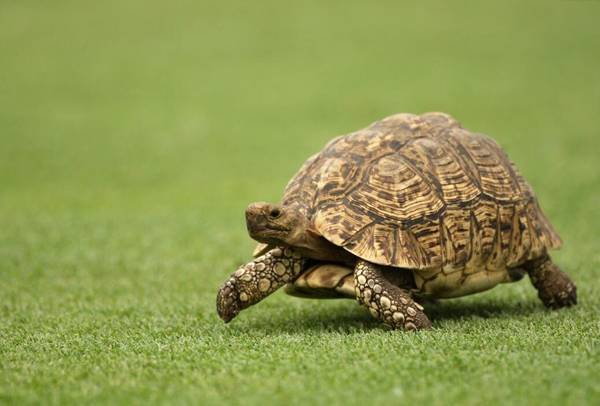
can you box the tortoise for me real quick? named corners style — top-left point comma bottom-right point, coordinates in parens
top-left (216, 112), bottom-right (577, 330)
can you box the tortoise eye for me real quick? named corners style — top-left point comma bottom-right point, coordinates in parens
top-left (269, 208), bottom-right (281, 218)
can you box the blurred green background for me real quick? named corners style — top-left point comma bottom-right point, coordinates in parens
top-left (1, 1), bottom-right (599, 404)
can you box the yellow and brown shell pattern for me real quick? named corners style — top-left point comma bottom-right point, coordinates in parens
top-left (282, 112), bottom-right (562, 298)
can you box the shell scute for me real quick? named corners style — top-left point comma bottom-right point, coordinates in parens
top-left (347, 153), bottom-right (444, 223)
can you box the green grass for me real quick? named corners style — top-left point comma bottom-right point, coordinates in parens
top-left (1, 0), bottom-right (599, 404)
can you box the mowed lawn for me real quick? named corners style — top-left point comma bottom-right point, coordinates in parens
top-left (1, 1), bottom-right (599, 404)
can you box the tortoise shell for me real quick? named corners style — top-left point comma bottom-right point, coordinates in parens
top-left (281, 112), bottom-right (561, 272)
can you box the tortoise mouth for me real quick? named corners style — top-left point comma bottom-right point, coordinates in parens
top-left (246, 221), bottom-right (291, 243)
top-left (262, 224), bottom-right (290, 232)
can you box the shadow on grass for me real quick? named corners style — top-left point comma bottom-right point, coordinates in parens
top-left (425, 298), bottom-right (544, 320)
top-left (230, 297), bottom-right (547, 335)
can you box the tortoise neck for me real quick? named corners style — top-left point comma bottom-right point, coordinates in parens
top-left (292, 230), bottom-right (355, 264)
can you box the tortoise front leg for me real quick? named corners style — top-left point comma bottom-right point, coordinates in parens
top-left (354, 260), bottom-right (432, 331)
top-left (216, 247), bottom-right (305, 322)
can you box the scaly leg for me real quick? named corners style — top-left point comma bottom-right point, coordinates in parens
top-left (216, 247), bottom-right (305, 322)
top-left (354, 260), bottom-right (432, 331)
top-left (526, 255), bottom-right (577, 309)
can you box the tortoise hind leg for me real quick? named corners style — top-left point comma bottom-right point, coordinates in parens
top-left (354, 260), bottom-right (432, 331)
top-left (525, 254), bottom-right (577, 309)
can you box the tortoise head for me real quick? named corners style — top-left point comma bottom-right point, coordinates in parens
top-left (245, 202), bottom-right (306, 246)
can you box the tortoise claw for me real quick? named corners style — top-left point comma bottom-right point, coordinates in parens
top-left (528, 256), bottom-right (577, 310)
top-left (540, 276), bottom-right (577, 310)
top-left (216, 280), bottom-right (241, 323)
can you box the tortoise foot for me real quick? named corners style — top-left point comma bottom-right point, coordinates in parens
top-left (354, 260), bottom-right (432, 331)
top-left (216, 247), bottom-right (306, 323)
top-left (537, 270), bottom-right (577, 309)
top-left (527, 256), bottom-right (577, 310)
top-left (216, 278), bottom-right (243, 323)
